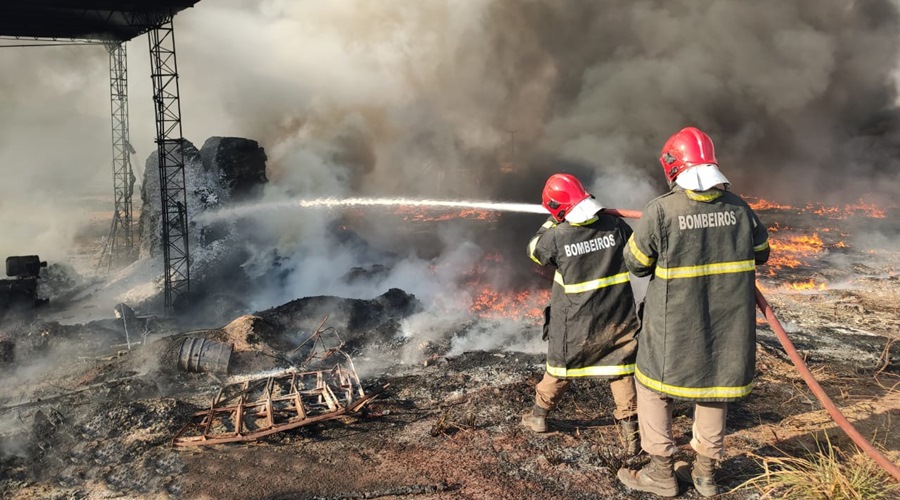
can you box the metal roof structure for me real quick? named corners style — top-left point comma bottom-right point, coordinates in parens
top-left (0, 1), bottom-right (200, 41)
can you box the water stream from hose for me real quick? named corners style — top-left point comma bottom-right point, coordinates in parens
top-left (196, 197), bottom-right (547, 222)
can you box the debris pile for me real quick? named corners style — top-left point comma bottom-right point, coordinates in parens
top-left (173, 323), bottom-right (384, 447)
top-left (136, 136), bottom-right (271, 316)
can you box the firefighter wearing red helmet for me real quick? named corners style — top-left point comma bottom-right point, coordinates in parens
top-left (523, 173), bottom-right (641, 454)
top-left (617, 127), bottom-right (770, 497)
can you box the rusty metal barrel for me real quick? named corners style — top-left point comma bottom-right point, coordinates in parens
top-left (178, 337), bottom-right (232, 374)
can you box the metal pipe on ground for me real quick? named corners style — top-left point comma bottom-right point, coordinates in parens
top-left (606, 208), bottom-right (900, 483)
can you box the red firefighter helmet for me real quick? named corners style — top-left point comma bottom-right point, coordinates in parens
top-left (542, 173), bottom-right (589, 222)
top-left (659, 127), bottom-right (718, 183)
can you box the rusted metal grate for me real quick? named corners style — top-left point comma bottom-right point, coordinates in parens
top-left (173, 319), bottom-right (384, 446)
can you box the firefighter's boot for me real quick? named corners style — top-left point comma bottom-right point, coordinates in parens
top-left (675, 454), bottom-right (719, 497)
top-left (520, 405), bottom-right (549, 433)
top-left (618, 417), bottom-right (640, 456)
top-left (617, 454), bottom-right (678, 497)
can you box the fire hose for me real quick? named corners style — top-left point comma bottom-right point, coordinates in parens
top-left (604, 207), bottom-right (900, 482)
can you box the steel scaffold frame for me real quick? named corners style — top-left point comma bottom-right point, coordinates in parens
top-left (148, 19), bottom-right (190, 312)
top-left (100, 42), bottom-right (137, 270)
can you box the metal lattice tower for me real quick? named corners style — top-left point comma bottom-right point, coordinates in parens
top-left (148, 18), bottom-right (190, 312)
top-left (100, 41), bottom-right (137, 270)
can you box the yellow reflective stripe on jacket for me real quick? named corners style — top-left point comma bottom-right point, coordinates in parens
top-left (628, 235), bottom-right (655, 267)
top-left (553, 271), bottom-right (630, 293)
top-left (528, 236), bottom-right (541, 264)
top-left (635, 367), bottom-right (753, 399)
top-left (547, 362), bottom-right (635, 378)
top-left (529, 220), bottom-right (557, 264)
top-left (655, 259), bottom-right (755, 280)
top-left (753, 240), bottom-right (769, 252)
top-left (685, 190), bottom-right (723, 202)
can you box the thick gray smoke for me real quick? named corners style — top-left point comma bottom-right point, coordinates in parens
top-left (160, 0), bottom-right (900, 316)
top-left (159, 0), bottom-right (900, 206)
top-left (2, 1), bottom-right (900, 335)
top-left (0, 44), bottom-right (110, 261)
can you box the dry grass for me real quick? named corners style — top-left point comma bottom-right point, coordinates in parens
top-left (592, 428), bottom-right (629, 476)
top-left (739, 434), bottom-right (900, 499)
top-left (429, 402), bottom-right (476, 437)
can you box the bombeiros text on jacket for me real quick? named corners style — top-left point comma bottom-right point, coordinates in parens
top-left (563, 234), bottom-right (617, 257)
top-left (677, 211), bottom-right (737, 230)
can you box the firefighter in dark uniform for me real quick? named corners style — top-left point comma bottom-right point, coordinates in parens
top-left (617, 127), bottom-right (770, 497)
top-left (522, 173), bottom-right (641, 455)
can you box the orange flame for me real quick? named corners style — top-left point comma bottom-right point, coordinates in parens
top-left (744, 195), bottom-right (888, 219)
top-left (470, 286), bottom-right (549, 323)
top-left (765, 233), bottom-right (824, 274)
top-left (804, 200), bottom-right (887, 219)
top-left (757, 278), bottom-right (827, 293)
top-left (843, 202), bottom-right (886, 219)
top-left (783, 278), bottom-right (827, 291)
top-left (744, 196), bottom-right (795, 211)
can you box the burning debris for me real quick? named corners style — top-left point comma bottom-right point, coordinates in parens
top-left (746, 195), bottom-right (899, 292)
top-left (470, 286), bottom-right (549, 323)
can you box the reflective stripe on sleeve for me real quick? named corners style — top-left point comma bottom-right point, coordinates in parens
top-left (654, 259), bottom-right (755, 280)
top-left (753, 240), bottom-right (769, 252)
top-left (628, 235), bottom-right (655, 267)
top-left (528, 236), bottom-right (541, 264)
top-left (635, 366), bottom-right (754, 399)
top-left (528, 221), bottom-right (556, 264)
top-left (547, 362), bottom-right (635, 378)
top-left (553, 271), bottom-right (630, 294)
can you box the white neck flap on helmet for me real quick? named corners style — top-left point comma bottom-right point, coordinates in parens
top-left (565, 196), bottom-right (604, 223)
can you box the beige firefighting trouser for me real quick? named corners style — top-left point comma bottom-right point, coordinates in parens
top-left (635, 382), bottom-right (728, 460)
top-left (534, 372), bottom-right (637, 421)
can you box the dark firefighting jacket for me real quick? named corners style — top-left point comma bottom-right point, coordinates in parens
top-left (527, 212), bottom-right (640, 379)
top-left (624, 187), bottom-right (770, 402)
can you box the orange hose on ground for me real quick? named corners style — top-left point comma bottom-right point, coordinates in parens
top-left (754, 289), bottom-right (900, 481)
top-left (607, 208), bottom-right (900, 481)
